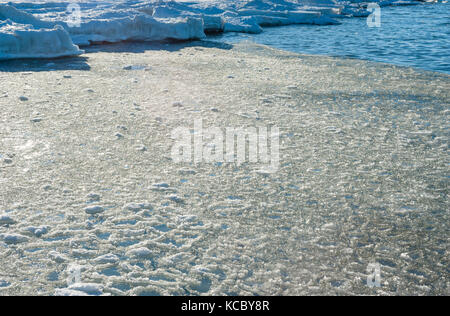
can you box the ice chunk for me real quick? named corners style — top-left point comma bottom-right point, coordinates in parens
top-left (127, 247), bottom-right (152, 259)
top-left (0, 5), bottom-right (83, 60)
top-left (86, 193), bottom-right (101, 202)
top-left (54, 288), bottom-right (89, 296)
top-left (0, 215), bottom-right (16, 225)
top-left (94, 254), bottom-right (120, 264)
top-left (49, 251), bottom-right (68, 263)
top-left (169, 195), bottom-right (185, 204)
top-left (0, 233), bottom-right (29, 244)
top-left (124, 202), bottom-right (152, 212)
top-left (68, 283), bottom-right (104, 296)
top-left (0, 23), bottom-right (83, 60)
top-left (69, 15), bottom-right (205, 46)
top-left (85, 205), bottom-right (105, 215)
top-left (23, 226), bottom-right (49, 237)
top-left (152, 182), bottom-right (170, 189)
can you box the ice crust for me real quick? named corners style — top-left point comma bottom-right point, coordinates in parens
top-left (0, 42), bottom-right (448, 296)
top-left (0, 0), bottom-right (424, 60)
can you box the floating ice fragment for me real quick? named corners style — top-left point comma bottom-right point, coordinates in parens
top-left (54, 289), bottom-right (89, 296)
top-left (153, 183), bottom-right (170, 189)
top-left (127, 247), bottom-right (152, 259)
top-left (169, 195), bottom-right (185, 204)
top-left (72, 249), bottom-right (97, 258)
top-left (24, 226), bottom-right (49, 237)
top-left (95, 254), bottom-right (120, 264)
top-left (0, 6), bottom-right (83, 60)
top-left (49, 251), bottom-right (68, 263)
top-left (0, 215), bottom-right (16, 225)
top-left (161, 253), bottom-right (185, 265)
top-left (123, 65), bottom-right (147, 71)
top-left (124, 202), bottom-right (152, 212)
top-left (68, 283), bottom-right (104, 296)
top-left (0, 233), bottom-right (29, 244)
top-left (85, 205), bottom-right (105, 215)
top-left (87, 193), bottom-right (101, 202)
top-left (178, 168), bottom-right (197, 175)
top-left (177, 215), bottom-right (198, 223)
top-left (135, 145), bottom-right (147, 152)
top-left (322, 223), bottom-right (336, 230)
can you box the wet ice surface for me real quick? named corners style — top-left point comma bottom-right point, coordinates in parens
top-left (0, 42), bottom-right (449, 295)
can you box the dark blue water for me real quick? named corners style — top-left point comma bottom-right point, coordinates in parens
top-left (215, 3), bottom-right (450, 74)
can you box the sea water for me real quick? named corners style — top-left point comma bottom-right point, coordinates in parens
top-left (215, 2), bottom-right (450, 74)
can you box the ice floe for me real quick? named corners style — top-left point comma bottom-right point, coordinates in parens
top-left (23, 225), bottom-right (49, 237)
top-left (0, 5), bottom-right (83, 60)
top-left (0, 233), bottom-right (29, 244)
top-left (0, 0), bottom-right (428, 60)
top-left (64, 283), bottom-right (104, 296)
top-left (49, 251), bottom-right (68, 263)
top-left (0, 215), bottom-right (16, 225)
top-left (86, 192), bottom-right (101, 202)
top-left (127, 247), bottom-right (153, 259)
top-left (54, 288), bottom-right (90, 296)
top-left (94, 254), bottom-right (120, 264)
top-left (85, 205), bottom-right (105, 215)
top-left (124, 202), bottom-right (153, 212)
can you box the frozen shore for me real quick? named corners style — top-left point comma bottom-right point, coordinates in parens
top-left (0, 0), bottom-right (428, 60)
top-left (0, 42), bottom-right (448, 295)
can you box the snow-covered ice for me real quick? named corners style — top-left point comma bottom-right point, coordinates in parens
top-left (0, 4), bottom-right (83, 59)
top-left (0, 0), bottom-right (427, 60)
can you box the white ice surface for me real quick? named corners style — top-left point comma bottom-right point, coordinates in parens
top-left (0, 0), bottom-right (425, 60)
